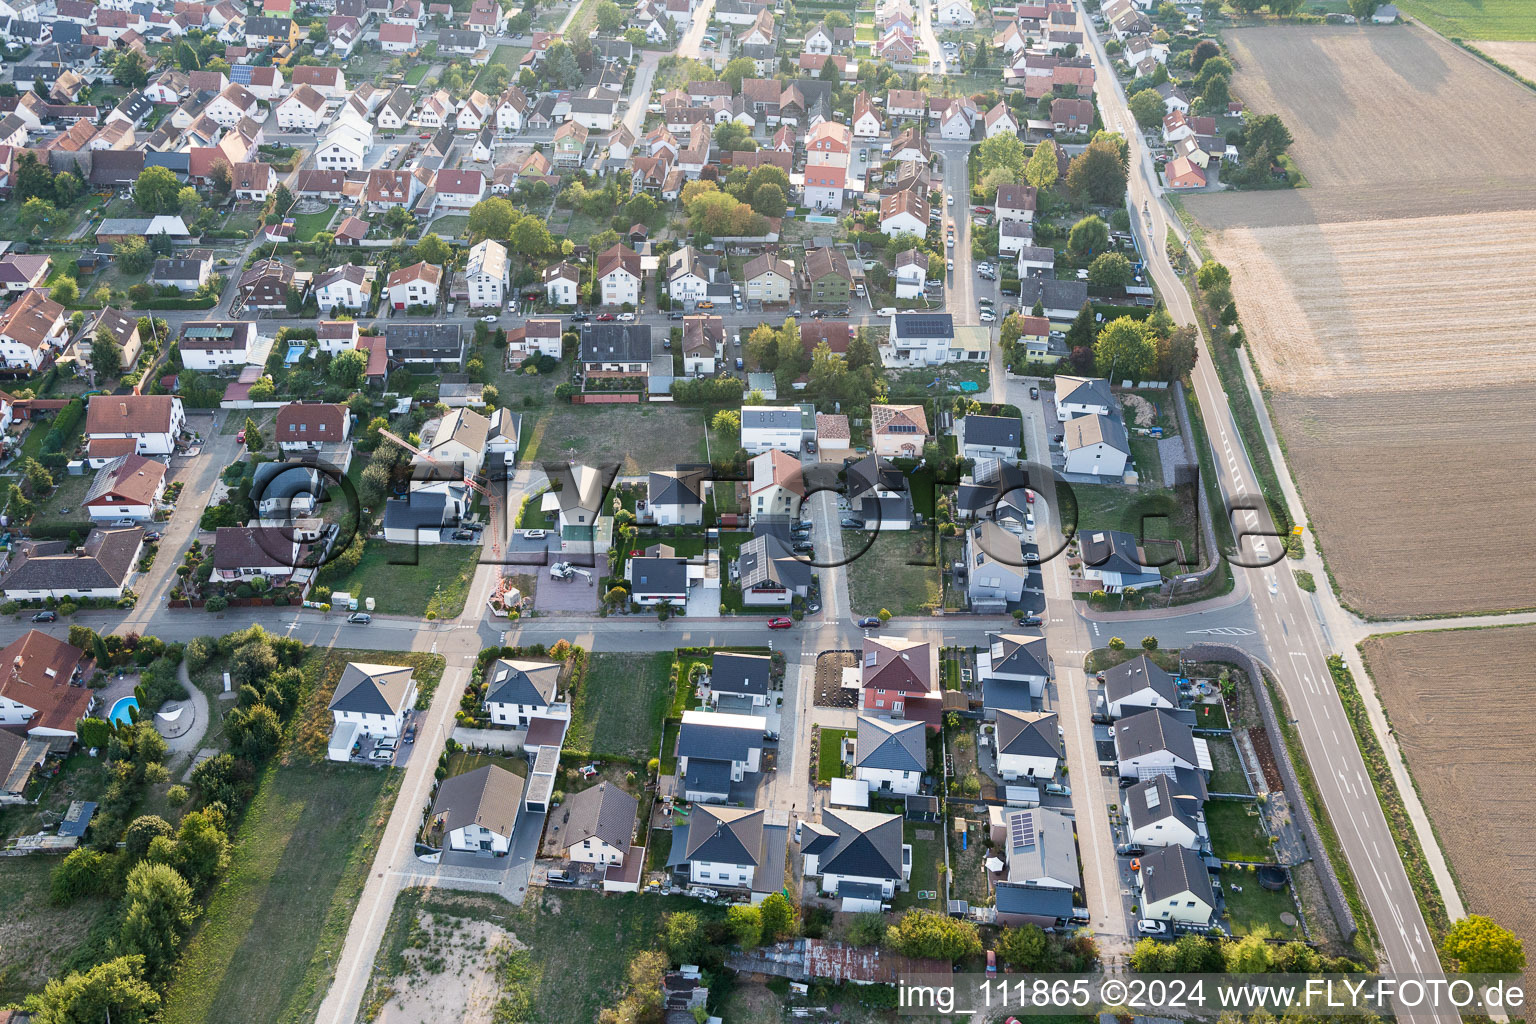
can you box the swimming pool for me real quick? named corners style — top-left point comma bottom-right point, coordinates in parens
top-left (108, 696), bottom-right (139, 726)
top-left (284, 343), bottom-right (307, 366)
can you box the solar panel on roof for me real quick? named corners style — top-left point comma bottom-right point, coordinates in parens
top-left (1144, 785), bottom-right (1160, 810)
top-left (1010, 811), bottom-right (1034, 849)
top-left (230, 64), bottom-right (254, 84)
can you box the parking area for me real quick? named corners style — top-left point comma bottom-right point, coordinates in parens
top-left (532, 554), bottom-right (607, 613)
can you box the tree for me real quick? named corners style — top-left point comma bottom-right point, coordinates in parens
top-left (509, 215), bottom-right (554, 259)
top-left (133, 166), bottom-right (181, 215)
top-left (123, 815), bottom-right (176, 862)
top-left (1190, 39), bottom-right (1222, 71)
top-left (1025, 139), bottom-right (1058, 190)
top-left (115, 236), bottom-right (153, 275)
top-left (23, 457), bottom-right (53, 497)
top-left (330, 348), bottom-right (369, 388)
top-left (711, 409), bottom-right (740, 433)
top-left (116, 862), bottom-right (198, 980)
top-left (975, 131), bottom-right (1029, 188)
top-left (468, 196), bottom-right (517, 241)
top-left (886, 910), bottom-right (982, 962)
top-left (48, 274), bottom-right (77, 306)
top-left (758, 891), bottom-right (797, 942)
top-left (209, 159), bottom-right (233, 196)
top-left (413, 233), bottom-right (452, 267)
top-left (174, 811), bottom-right (229, 888)
top-left (53, 171), bottom-right (83, 207)
top-left (624, 192), bottom-right (659, 226)
top-left (1193, 56), bottom-right (1233, 94)
top-left (1094, 316), bottom-right (1157, 380)
top-left (14, 152), bottom-right (57, 204)
top-left (751, 182), bottom-right (787, 218)
top-left (268, 182), bottom-right (296, 220)
top-left (595, 0), bottom-right (624, 31)
top-left (1067, 214), bottom-right (1110, 257)
top-left (22, 955), bottom-right (161, 1024)
top-left (1155, 324), bottom-right (1200, 381)
top-left (1066, 138), bottom-right (1128, 205)
top-left (1440, 915), bottom-right (1527, 975)
top-left (726, 904), bottom-right (763, 946)
top-left (996, 924), bottom-right (1049, 969)
top-left (241, 416), bottom-right (263, 454)
top-left (713, 121), bottom-right (758, 152)
top-left (93, 329), bottom-right (125, 379)
top-left (1242, 113), bottom-right (1293, 159)
top-left (175, 40), bottom-right (201, 71)
top-left (247, 376), bottom-right (276, 403)
top-left (112, 49), bottom-right (149, 89)
top-left (1087, 251), bottom-right (1133, 289)
top-left (18, 196), bottom-right (55, 235)
top-left (1130, 936), bottom-right (1178, 972)
top-left (1347, 0), bottom-right (1378, 18)
top-left (1196, 259), bottom-right (1232, 307)
top-left (660, 911), bottom-right (705, 964)
top-left (1197, 75), bottom-right (1231, 115)
top-left (1128, 88), bottom-right (1166, 129)
top-left (721, 56), bottom-right (756, 91)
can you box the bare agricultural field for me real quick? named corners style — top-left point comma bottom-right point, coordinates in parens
top-left (1187, 27), bottom-right (1536, 226)
top-left (1207, 209), bottom-right (1536, 393)
top-left (1472, 40), bottom-right (1536, 80)
top-left (1359, 626), bottom-right (1536, 989)
top-left (1271, 389), bottom-right (1536, 616)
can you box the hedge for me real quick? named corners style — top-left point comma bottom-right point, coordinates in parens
top-left (133, 296), bottom-right (219, 310)
top-left (1091, 302), bottom-right (1152, 321)
top-left (25, 521), bottom-right (94, 540)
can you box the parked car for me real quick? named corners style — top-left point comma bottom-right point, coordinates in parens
top-left (856, 616), bottom-right (881, 628)
top-left (804, 439), bottom-right (816, 453)
top-left (480, 314), bottom-right (499, 323)
top-left (404, 725), bottom-right (416, 743)
top-left (946, 259), bottom-right (954, 273)
top-left (979, 310), bottom-right (995, 322)
top-left (792, 541), bottom-right (814, 554)
top-left (1137, 920), bottom-right (1168, 935)
top-left (697, 300), bottom-right (714, 309)
top-left (1020, 613), bottom-right (1042, 626)
top-left (235, 429), bottom-right (246, 443)
top-left (617, 312), bottom-right (636, 321)
top-left (1029, 386), bottom-right (1040, 399)
top-left (668, 311), bottom-right (685, 320)
top-left (1025, 513), bottom-right (1036, 531)
top-left (767, 616), bottom-right (793, 629)
top-left (523, 529), bottom-right (547, 539)
top-left (369, 748), bottom-right (394, 761)
top-left (347, 612), bottom-right (372, 624)
top-left (31, 610), bottom-right (56, 622)
top-left (568, 313), bottom-right (590, 322)
top-left (596, 313), bottom-right (616, 321)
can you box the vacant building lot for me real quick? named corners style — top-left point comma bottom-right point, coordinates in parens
top-left (519, 403), bottom-right (708, 474)
top-left (1360, 626), bottom-right (1536, 990)
top-left (1185, 26), bottom-right (1536, 615)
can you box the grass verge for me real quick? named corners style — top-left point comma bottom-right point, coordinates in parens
top-left (816, 727), bottom-right (852, 784)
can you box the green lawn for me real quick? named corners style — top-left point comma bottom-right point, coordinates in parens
top-left (427, 214), bottom-right (469, 239)
top-left (160, 762), bottom-right (398, 1024)
top-left (315, 541), bottom-right (483, 618)
top-left (817, 728), bottom-right (853, 784)
top-left (0, 855), bottom-right (115, 1006)
top-left (1204, 798), bottom-right (1274, 863)
top-left (520, 404), bottom-right (707, 475)
top-left (404, 63), bottom-right (429, 85)
top-left (1065, 483), bottom-right (1201, 576)
top-left (289, 208), bottom-right (335, 241)
top-left (1205, 735), bottom-right (1250, 795)
top-left (1394, 0), bottom-right (1536, 39)
top-left (360, 888), bottom-right (723, 1024)
top-left (447, 749), bottom-right (529, 781)
top-left (893, 821), bottom-right (943, 912)
top-left (843, 531), bottom-right (941, 616)
top-left (1223, 876), bottom-right (1303, 939)
top-left (567, 652), bottom-right (673, 763)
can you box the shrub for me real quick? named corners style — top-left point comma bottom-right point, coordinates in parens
top-left (204, 596), bottom-right (229, 612)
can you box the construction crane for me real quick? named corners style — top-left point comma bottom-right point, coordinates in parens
top-left (377, 427), bottom-right (503, 559)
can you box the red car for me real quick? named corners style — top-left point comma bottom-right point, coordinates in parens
top-left (596, 312), bottom-right (616, 321)
top-left (1025, 489), bottom-right (1035, 504)
top-left (767, 616), bottom-right (793, 629)
top-left (973, 205), bottom-right (992, 215)
top-left (418, 132), bottom-right (431, 139)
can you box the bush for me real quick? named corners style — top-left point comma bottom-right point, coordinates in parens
top-left (204, 596), bottom-right (229, 612)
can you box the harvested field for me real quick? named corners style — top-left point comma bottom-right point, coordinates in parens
top-left (1185, 26), bottom-right (1536, 616)
top-left (1270, 389), bottom-right (1536, 616)
top-left (1360, 625), bottom-right (1536, 989)
top-left (1473, 40), bottom-right (1536, 78)
top-left (1189, 28), bottom-right (1536, 225)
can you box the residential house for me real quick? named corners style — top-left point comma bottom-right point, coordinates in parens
top-left (861, 635), bottom-right (941, 728)
top-left (429, 765), bottom-right (519, 853)
top-left (1137, 844), bottom-right (1215, 925)
top-left (550, 782), bottom-right (638, 865)
top-left (0, 288), bottom-right (66, 371)
top-left (869, 402), bottom-right (930, 457)
top-left (936, 0), bottom-right (974, 24)
top-left (317, 320), bottom-right (361, 355)
top-left (365, 168), bottom-right (424, 212)
top-left (804, 248), bottom-right (851, 306)
top-left (1080, 529), bottom-right (1161, 593)
top-left (74, 306), bottom-right (142, 377)
top-left (507, 318), bottom-right (562, 361)
top-left (676, 708), bottom-right (765, 802)
top-left (82, 454), bottom-right (165, 522)
top-left (84, 395), bottom-right (184, 465)
top-left (995, 709), bottom-right (1060, 781)
top-left (1124, 774), bottom-right (1205, 851)
top-left (327, 662), bottom-right (417, 740)
top-left (579, 323), bottom-right (650, 376)
top-left (893, 248), bottom-right (927, 299)
top-left (980, 630), bottom-right (1050, 715)
top-left (314, 264), bottom-right (371, 312)
top-left (843, 453), bottom-right (912, 530)
top-left (742, 253), bottom-right (794, 305)
top-left (936, 98), bottom-right (974, 140)
top-left (464, 239), bottom-right (507, 308)
top-left (878, 188), bottom-right (928, 236)
top-left (960, 414), bottom-right (1022, 461)
top-left (1056, 376), bottom-right (1114, 420)
top-left (177, 320), bottom-right (254, 372)
top-left (275, 84), bottom-right (326, 130)
top-left (852, 91), bottom-right (882, 138)
top-left (378, 20), bottom-right (416, 50)
top-left (231, 160), bottom-right (275, 202)
top-left (747, 449), bottom-right (806, 526)
top-left (1156, 83), bottom-right (1190, 114)
top-left (552, 119), bottom-right (588, 166)
top-left (672, 804), bottom-right (786, 899)
top-left (150, 252), bottom-right (213, 293)
top-left (682, 315), bottom-right (723, 375)
top-left (667, 245), bottom-right (713, 305)
top-left (211, 525), bottom-right (306, 582)
top-left (596, 243), bottom-right (642, 307)
top-left (482, 658), bottom-right (561, 728)
top-left (385, 261), bottom-right (442, 310)
top-left (1116, 708), bottom-right (1207, 779)
top-left (275, 402), bottom-right (349, 453)
top-left (853, 715), bottom-right (925, 794)
top-left (1063, 413), bottom-right (1129, 477)
top-left (0, 528), bottom-right (143, 601)
top-left (433, 168), bottom-right (485, 209)
top-left (995, 183), bottom-right (1038, 226)
top-left (0, 254), bottom-right (51, 295)
top-left (1104, 654), bottom-right (1178, 718)
top-left (966, 520), bottom-right (1033, 610)
top-left (543, 263), bottom-right (581, 307)
top-left (626, 554), bottom-right (688, 607)
top-left (0, 631), bottom-right (91, 739)
top-left (384, 323), bottom-right (465, 366)
top-left (801, 809), bottom-right (910, 907)
top-left (741, 408), bottom-right (802, 454)
top-left (996, 805), bottom-right (1079, 890)
top-left (983, 101), bottom-right (1020, 138)
top-left (708, 651), bottom-right (773, 707)
top-left (735, 533), bottom-right (811, 606)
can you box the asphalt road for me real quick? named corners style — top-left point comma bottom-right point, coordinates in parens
top-left (1079, 4), bottom-right (1448, 1003)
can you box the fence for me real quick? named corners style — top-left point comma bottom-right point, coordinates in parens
top-left (1163, 381), bottom-right (1224, 599)
top-left (1182, 643), bottom-right (1358, 943)
top-left (572, 392), bottom-right (640, 404)
top-left (450, 726), bottom-right (525, 754)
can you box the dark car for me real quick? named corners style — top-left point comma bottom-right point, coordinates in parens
top-left (347, 612), bottom-right (372, 624)
top-left (804, 439), bottom-right (817, 453)
top-left (568, 313), bottom-right (590, 323)
top-left (857, 616), bottom-right (881, 628)
top-left (792, 541), bottom-right (815, 554)
top-left (1029, 386), bottom-right (1040, 399)
top-left (1019, 613), bottom-right (1043, 626)
top-left (840, 517), bottom-right (865, 529)
top-left (811, 310), bottom-right (825, 319)
top-left (767, 616), bottom-right (793, 629)
top-left (31, 610), bottom-right (57, 622)
top-left (667, 311), bottom-right (685, 320)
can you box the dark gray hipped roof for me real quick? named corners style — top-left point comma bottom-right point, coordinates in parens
top-left (1125, 775), bottom-right (1199, 833)
top-left (854, 715), bottom-right (925, 773)
top-left (964, 414), bottom-right (1021, 449)
top-left (1079, 529), bottom-right (1153, 576)
top-left (630, 556), bottom-right (688, 595)
top-left (684, 805), bottom-right (764, 865)
top-left (329, 662), bottom-right (415, 715)
top-left (996, 710), bottom-right (1061, 758)
top-left (0, 528), bottom-right (142, 593)
top-left (683, 757), bottom-right (732, 796)
top-left (989, 632), bottom-right (1050, 678)
top-left (1114, 709), bottom-right (1198, 766)
top-left (556, 781), bottom-right (638, 851)
top-left (1103, 654), bottom-right (1177, 706)
top-left (484, 659), bottom-right (560, 708)
top-left (813, 809), bottom-right (904, 881)
top-left (1139, 843), bottom-right (1213, 907)
top-left (737, 534), bottom-right (811, 592)
top-left (648, 466), bottom-right (706, 507)
top-left (580, 323), bottom-right (652, 362)
top-left (711, 652), bottom-right (772, 697)
top-left (432, 764), bottom-right (520, 839)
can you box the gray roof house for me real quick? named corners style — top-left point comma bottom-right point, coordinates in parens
top-left (329, 662), bottom-right (417, 718)
top-left (580, 323), bottom-right (652, 369)
top-left (1000, 805), bottom-right (1079, 889)
top-left (1137, 843), bottom-right (1215, 925)
top-left (384, 323), bottom-right (466, 365)
top-left (1124, 774), bottom-right (1204, 851)
top-left (960, 414), bottom-right (1022, 460)
top-left (1103, 654), bottom-right (1178, 718)
top-left (710, 652), bottom-right (774, 704)
top-left (967, 521), bottom-right (1030, 612)
top-left (677, 709), bottom-right (766, 802)
top-left (1080, 529), bottom-right (1161, 593)
top-left (997, 709), bottom-right (1061, 759)
top-left (669, 804), bottom-right (788, 896)
top-left (800, 809), bottom-right (909, 902)
top-left (844, 454), bottom-right (913, 529)
top-left (548, 780), bottom-right (638, 859)
top-left (646, 466), bottom-right (708, 525)
top-left (854, 715), bottom-right (926, 775)
top-left (736, 534), bottom-right (812, 604)
top-left (1115, 708), bottom-right (1208, 779)
top-left (431, 764), bottom-right (521, 848)
top-left (0, 527), bottom-right (144, 601)
top-left (627, 555), bottom-right (689, 605)
top-left (483, 658), bottom-right (561, 725)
